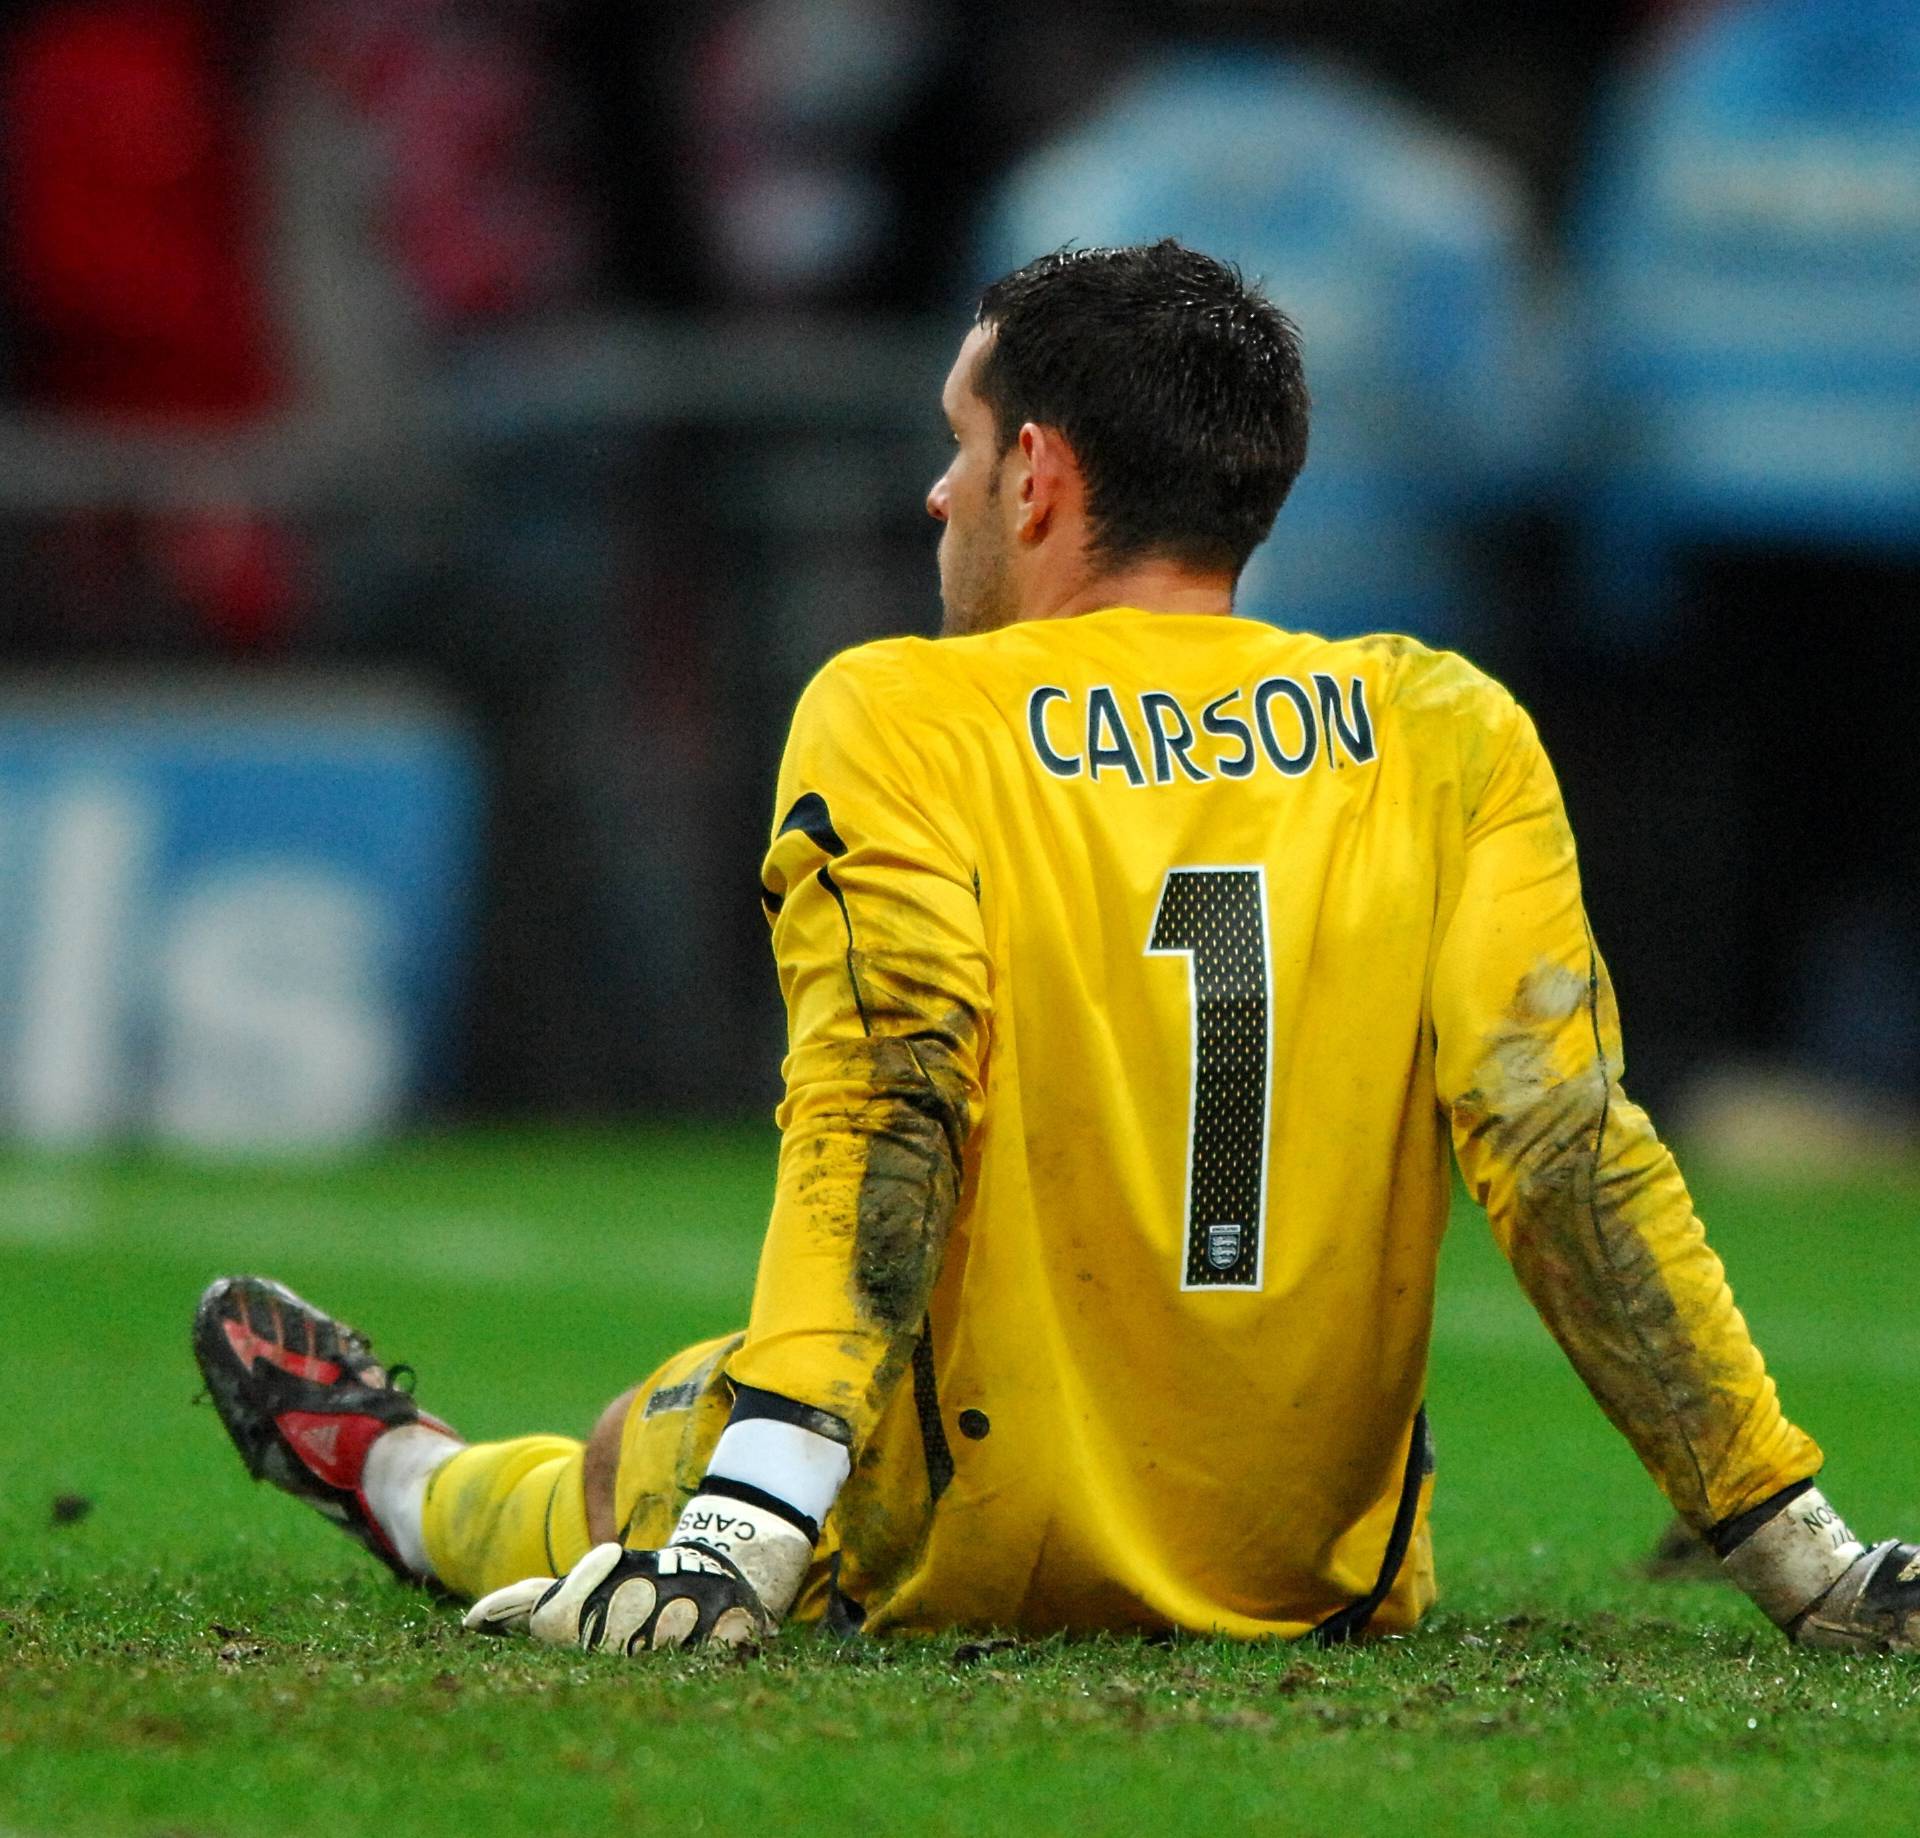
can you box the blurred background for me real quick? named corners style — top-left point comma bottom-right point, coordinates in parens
top-left (0, 0), bottom-right (1913, 1167)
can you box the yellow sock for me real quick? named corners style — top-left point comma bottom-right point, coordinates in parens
top-left (420, 1435), bottom-right (592, 1600)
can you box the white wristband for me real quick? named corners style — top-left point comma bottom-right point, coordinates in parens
top-left (1722, 1487), bottom-right (1867, 1627)
top-left (672, 1494), bottom-right (814, 1623)
top-left (704, 1418), bottom-right (851, 1531)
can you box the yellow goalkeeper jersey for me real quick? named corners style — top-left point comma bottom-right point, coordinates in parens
top-left (728, 606), bottom-right (1819, 1640)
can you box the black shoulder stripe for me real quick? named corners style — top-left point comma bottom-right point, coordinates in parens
top-left (764, 791), bottom-right (844, 916)
top-left (727, 1382), bottom-right (853, 1447)
top-left (777, 791), bottom-right (847, 858)
top-left (767, 791), bottom-right (870, 1033)
top-left (816, 862), bottom-right (872, 1036)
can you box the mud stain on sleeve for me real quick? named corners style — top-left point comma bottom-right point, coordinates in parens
top-left (847, 1024), bottom-right (974, 1336)
top-left (785, 995), bottom-right (976, 1336)
top-left (1452, 949), bottom-right (1750, 1528)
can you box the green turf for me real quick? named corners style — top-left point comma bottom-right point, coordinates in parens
top-left (3, 1127), bottom-right (1918, 1837)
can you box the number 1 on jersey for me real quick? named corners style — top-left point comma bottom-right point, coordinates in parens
top-left (1146, 866), bottom-right (1273, 1290)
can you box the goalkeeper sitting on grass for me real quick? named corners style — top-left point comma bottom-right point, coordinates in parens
top-left (197, 242), bottom-right (1918, 1656)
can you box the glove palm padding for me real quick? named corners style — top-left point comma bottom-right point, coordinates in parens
top-left (1796, 1542), bottom-right (1920, 1653)
top-left (464, 1541), bottom-right (770, 1653)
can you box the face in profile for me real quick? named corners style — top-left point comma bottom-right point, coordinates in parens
top-left (927, 326), bottom-right (1018, 638)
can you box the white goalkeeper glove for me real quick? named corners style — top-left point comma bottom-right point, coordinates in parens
top-left (1793, 1541), bottom-right (1920, 1652)
top-left (1720, 1484), bottom-right (1920, 1652)
top-left (462, 1491), bottom-right (814, 1655)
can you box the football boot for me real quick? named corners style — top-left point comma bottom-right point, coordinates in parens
top-left (193, 1274), bottom-right (455, 1579)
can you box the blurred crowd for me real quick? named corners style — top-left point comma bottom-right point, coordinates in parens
top-left (0, 0), bottom-right (1913, 1157)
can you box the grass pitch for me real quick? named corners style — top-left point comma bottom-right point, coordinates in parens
top-left (3, 1126), bottom-right (1919, 1837)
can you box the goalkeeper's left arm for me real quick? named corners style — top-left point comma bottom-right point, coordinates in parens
top-left (1432, 692), bottom-right (1920, 1651)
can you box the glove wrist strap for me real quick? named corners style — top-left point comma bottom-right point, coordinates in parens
top-left (671, 1493), bottom-right (813, 1623)
top-left (1721, 1485), bottom-right (1866, 1627)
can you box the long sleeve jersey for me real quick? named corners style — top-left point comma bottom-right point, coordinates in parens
top-left (726, 608), bottom-right (1819, 1638)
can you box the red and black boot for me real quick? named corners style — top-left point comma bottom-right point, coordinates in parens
top-left (193, 1275), bottom-right (456, 1580)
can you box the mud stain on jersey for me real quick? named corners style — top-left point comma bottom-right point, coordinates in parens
top-left (829, 1424), bottom-right (937, 1618)
top-left (847, 1023), bottom-right (974, 1337)
top-left (1452, 951), bottom-right (1756, 1529)
top-left (765, 954), bottom-right (981, 1440)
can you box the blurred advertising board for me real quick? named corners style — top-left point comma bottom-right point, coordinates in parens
top-left (0, 678), bottom-right (479, 1153)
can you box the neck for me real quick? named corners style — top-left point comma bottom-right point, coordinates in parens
top-left (1023, 557), bottom-right (1236, 623)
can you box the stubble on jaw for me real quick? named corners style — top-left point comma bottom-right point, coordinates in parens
top-left (938, 465), bottom-right (1014, 638)
top-left (939, 540), bottom-right (1012, 638)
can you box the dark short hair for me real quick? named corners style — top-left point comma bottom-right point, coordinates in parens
top-left (973, 241), bottom-right (1309, 578)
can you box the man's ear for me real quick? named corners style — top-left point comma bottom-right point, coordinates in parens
top-left (1014, 422), bottom-right (1076, 544)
